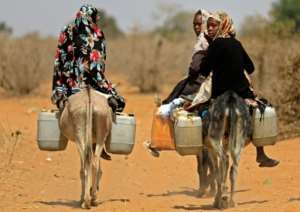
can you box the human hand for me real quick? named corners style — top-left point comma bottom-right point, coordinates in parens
top-left (183, 101), bottom-right (191, 110)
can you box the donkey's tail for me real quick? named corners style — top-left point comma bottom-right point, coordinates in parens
top-left (227, 93), bottom-right (240, 158)
top-left (208, 91), bottom-right (251, 156)
top-left (227, 91), bottom-right (251, 160)
top-left (85, 87), bottom-right (93, 166)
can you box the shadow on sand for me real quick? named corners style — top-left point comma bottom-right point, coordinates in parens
top-left (145, 187), bottom-right (199, 198)
top-left (172, 199), bottom-right (269, 211)
top-left (36, 198), bottom-right (130, 209)
top-left (36, 200), bottom-right (80, 209)
top-left (173, 204), bottom-right (215, 211)
top-left (237, 200), bottom-right (269, 206)
top-left (145, 187), bottom-right (250, 199)
top-left (288, 197), bottom-right (300, 202)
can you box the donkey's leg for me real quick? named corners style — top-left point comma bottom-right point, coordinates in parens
top-left (229, 147), bottom-right (242, 208)
top-left (218, 152), bottom-right (230, 209)
top-left (74, 141), bottom-right (88, 207)
top-left (197, 150), bottom-right (208, 197)
top-left (91, 112), bottom-right (110, 206)
top-left (208, 138), bottom-right (223, 208)
top-left (81, 145), bottom-right (93, 209)
top-left (213, 156), bottom-right (223, 209)
top-left (75, 132), bottom-right (93, 209)
top-left (213, 147), bottom-right (230, 209)
top-left (77, 127), bottom-right (93, 209)
top-left (200, 148), bottom-right (217, 197)
top-left (207, 149), bottom-right (217, 196)
top-left (223, 154), bottom-right (230, 192)
top-left (91, 143), bottom-right (103, 206)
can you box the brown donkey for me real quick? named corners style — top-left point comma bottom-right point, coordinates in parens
top-left (59, 87), bottom-right (112, 209)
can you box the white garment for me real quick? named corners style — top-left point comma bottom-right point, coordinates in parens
top-left (190, 9), bottom-right (212, 106)
top-left (200, 9), bottom-right (211, 32)
top-left (191, 73), bottom-right (212, 106)
top-left (157, 98), bottom-right (185, 118)
top-left (193, 33), bottom-right (209, 54)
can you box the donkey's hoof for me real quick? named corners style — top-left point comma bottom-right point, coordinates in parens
top-left (213, 196), bottom-right (230, 209)
top-left (81, 200), bottom-right (91, 209)
top-left (91, 199), bottom-right (98, 207)
top-left (197, 188), bottom-right (207, 198)
top-left (220, 196), bottom-right (230, 209)
top-left (198, 187), bottom-right (216, 198)
top-left (213, 196), bottom-right (221, 209)
top-left (197, 191), bottom-right (206, 198)
top-left (213, 199), bottom-right (221, 209)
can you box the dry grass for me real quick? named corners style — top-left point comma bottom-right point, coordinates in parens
top-left (0, 33), bottom-right (55, 95)
top-left (107, 33), bottom-right (194, 92)
top-left (0, 122), bottom-right (22, 169)
top-left (242, 36), bottom-right (300, 139)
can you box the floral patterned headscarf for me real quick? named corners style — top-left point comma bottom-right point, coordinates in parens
top-left (52, 4), bottom-right (116, 106)
top-left (210, 11), bottom-right (236, 40)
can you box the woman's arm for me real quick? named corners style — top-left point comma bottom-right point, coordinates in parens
top-left (189, 39), bottom-right (218, 78)
top-left (241, 43), bottom-right (254, 74)
top-left (51, 25), bottom-right (74, 107)
top-left (189, 50), bottom-right (206, 72)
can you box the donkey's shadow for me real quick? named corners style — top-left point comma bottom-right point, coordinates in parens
top-left (172, 199), bottom-right (269, 211)
top-left (145, 187), bottom-right (250, 198)
top-left (36, 198), bottom-right (130, 209)
top-left (36, 200), bottom-right (80, 209)
top-left (145, 187), bottom-right (199, 198)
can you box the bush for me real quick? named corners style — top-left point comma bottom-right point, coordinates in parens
top-left (0, 33), bottom-right (55, 95)
top-left (107, 32), bottom-right (193, 93)
top-left (242, 36), bottom-right (300, 139)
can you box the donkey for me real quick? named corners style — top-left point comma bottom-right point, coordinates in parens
top-left (206, 90), bottom-right (251, 209)
top-left (59, 87), bottom-right (112, 209)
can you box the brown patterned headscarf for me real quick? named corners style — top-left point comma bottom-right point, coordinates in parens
top-left (210, 11), bottom-right (236, 40)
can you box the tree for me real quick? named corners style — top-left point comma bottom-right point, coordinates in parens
top-left (270, 0), bottom-right (300, 33)
top-left (0, 22), bottom-right (12, 35)
top-left (96, 9), bottom-right (124, 39)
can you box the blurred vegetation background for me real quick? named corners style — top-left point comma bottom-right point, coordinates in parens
top-left (0, 0), bottom-right (299, 138)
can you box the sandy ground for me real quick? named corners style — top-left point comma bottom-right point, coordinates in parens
top-left (0, 80), bottom-right (299, 212)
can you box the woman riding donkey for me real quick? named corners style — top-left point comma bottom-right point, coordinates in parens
top-left (51, 4), bottom-right (125, 160)
top-left (189, 12), bottom-right (279, 168)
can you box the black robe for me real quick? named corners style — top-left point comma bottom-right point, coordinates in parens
top-left (162, 50), bottom-right (206, 104)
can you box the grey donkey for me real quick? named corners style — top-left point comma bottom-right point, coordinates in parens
top-left (59, 87), bottom-right (112, 209)
top-left (206, 90), bottom-right (251, 209)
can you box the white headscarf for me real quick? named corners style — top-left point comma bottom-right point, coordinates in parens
top-left (192, 9), bottom-right (211, 54)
